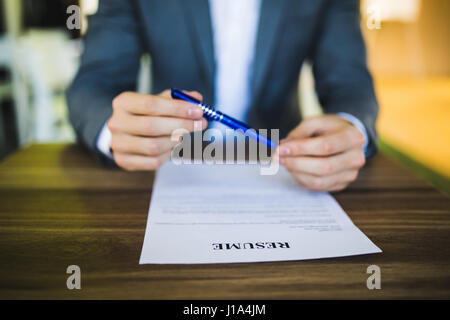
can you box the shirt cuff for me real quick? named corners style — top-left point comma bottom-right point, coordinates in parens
top-left (336, 112), bottom-right (369, 157)
top-left (96, 122), bottom-right (114, 159)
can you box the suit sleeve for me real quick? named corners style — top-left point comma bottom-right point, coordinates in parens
top-left (66, 0), bottom-right (143, 162)
top-left (311, 0), bottom-right (379, 158)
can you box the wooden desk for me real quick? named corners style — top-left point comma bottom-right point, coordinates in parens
top-left (0, 144), bottom-right (449, 299)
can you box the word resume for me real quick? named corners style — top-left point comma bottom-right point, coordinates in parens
top-left (140, 162), bottom-right (381, 264)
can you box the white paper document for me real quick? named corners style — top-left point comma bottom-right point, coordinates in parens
top-left (140, 162), bottom-right (381, 264)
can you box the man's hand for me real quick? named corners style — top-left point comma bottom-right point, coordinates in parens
top-left (277, 115), bottom-right (366, 192)
top-left (107, 90), bottom-right (207, 171)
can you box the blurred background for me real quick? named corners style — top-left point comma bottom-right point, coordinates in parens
top-left (0, 0), bottom-right (448, 192)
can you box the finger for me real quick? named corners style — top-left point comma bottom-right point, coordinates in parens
top-left (109, 114), bottom-right (207, 136)
top-left (114, 151), bottom-right (171, 171)
top-left (291, 169), bottom-right (359, 191)
top-left (279, 127), bottom-right (365, 157)
top-left (111, 134), bottom-right (179, 156)
top-left (159, 89), bottom-right (172, 98)
top-left (281, 148), bottom-right (366, 176)
top-left (113, 91), bottom-right (204, 119)
top-left (288, 115), bottom-right (347, 139)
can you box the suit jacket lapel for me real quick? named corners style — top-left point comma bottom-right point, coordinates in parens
top-left (179, 0), bottom-right (215, 88)
top-left (251, 0), bottom-right (288, 105)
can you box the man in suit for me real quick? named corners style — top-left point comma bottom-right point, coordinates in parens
top-left (67, 0), bottom-right (378, 192)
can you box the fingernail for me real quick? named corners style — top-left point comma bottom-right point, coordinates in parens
top-left (188, 107), bottom-right (203, 118)
top-left (279, 146), bottom-right (290, 156)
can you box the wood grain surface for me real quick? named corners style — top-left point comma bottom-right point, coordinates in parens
top-left (0, 144), bottom-right (449, 299)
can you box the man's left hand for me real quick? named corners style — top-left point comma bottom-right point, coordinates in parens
top-left (277, 115), bottom-right (367, 192)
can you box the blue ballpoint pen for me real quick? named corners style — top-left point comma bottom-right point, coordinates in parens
top-left (171, 89), bottom-right (277, 148)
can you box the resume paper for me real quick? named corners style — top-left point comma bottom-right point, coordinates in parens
top-left (140, 162), bottom-right (381, 264)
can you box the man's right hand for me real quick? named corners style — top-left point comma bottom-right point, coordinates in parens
top-left (107, 90), bottom-right (207, 171)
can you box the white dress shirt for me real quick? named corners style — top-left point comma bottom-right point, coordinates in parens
top-left (209, 0), bottom-right (261, 122)
top-left (97, 0), bottom-right (368, 158)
